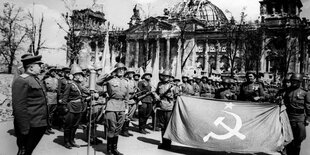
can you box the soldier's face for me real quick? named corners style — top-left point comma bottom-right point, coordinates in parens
top-left (30, 63), bottom-right (42, 75)
top-left (116, 68), bottom-right (125, 77)
top-left (128, 73), bottom-right (134, 79)
top-left (163, 75), bottom-right (169, 82)
top-left (74, 73), bottom-right (84, 82)
top-left (247, 74), bottom-right (255, 82)
top-left (291, 80), bottom-right (300, 88)
top-left (134, 75), bottom-right (140, 81)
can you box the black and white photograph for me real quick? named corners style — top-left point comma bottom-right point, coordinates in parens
top-left (0, 0), bottom-right (310, 155)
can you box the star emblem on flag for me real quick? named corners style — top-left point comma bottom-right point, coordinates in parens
top-left (224, 102), bottom-right (234, 110)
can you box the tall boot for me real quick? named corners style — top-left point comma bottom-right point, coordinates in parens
top-left (106, 137), bottom-right (113, 155)
top-left (70, 128), bottom-right (80, 148)
top-left (120, 121), bottom-right (133, 137)
top-left (64, 130), bottom-right (72, 149)
top-left (111, 136), bottom-right (123, 155)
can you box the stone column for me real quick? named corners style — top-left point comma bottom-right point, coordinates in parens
top-left (192, 39), bottom-right (197, 67)
top-left (204, 40), bottom-right (209, 75)
top-left (166, 37), bottom-right (170, 70)
top-left (155, 37), bottom-right (160, 70)
top-left (215, 42), bottom-right (221, 73)
top-left (135, 39), bottom-right (139, 68)
top-left (125, 40), bottom-right (130, 67)
top-left (260, 38), bottom-right (267, 73)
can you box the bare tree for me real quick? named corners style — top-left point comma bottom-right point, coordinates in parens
top-left (223, 11), bottom-right (247, 77)
top-left (266, 31), bottom-right (299, 77)
top-left (26, 11), bottom-right (45, 56)
top-left (56, 0), bottom-right (83, 65)
top-left (0, 2), bottom-right (27, 73)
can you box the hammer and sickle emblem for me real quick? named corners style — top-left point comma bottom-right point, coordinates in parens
top-left (203, 111), bottom-right (246, 142)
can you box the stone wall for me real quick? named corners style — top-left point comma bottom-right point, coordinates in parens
top-left (0, 74), bottom-right (14, 121)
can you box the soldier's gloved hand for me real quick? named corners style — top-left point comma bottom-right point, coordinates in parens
top-left (125, 109), bottom-right (128, 114)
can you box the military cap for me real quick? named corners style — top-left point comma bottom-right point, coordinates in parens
top-left (71, 64), bottom-right (83, 75)
top-left (125, 68), bottom-right (135, 75)
top-left (56, 65), bottom-right (63, 70)
top-left (182, 75), bottom-right (189, 79)
top-left (21, 53), bottom-right (33, 59)
top-left (246, 70), bottom-right (256, 77)
top-left (201, 76), bottom-right (208, 80)
top-left (160, 70), bottom-right (170, 77)
top-left (114, 63), bottom-right (127, 71)
top-left (94, 63), bottom-right (103, 71)
top-left (134, 73), bottom-right (141, 77)
top-left (290, 73), bottom-right (303, 82)
top-left (62, 67), bottom-right (70, 72)
top-left (142, 72), bottom-right (152, 79)
top-left (47, 66), bottom-right (57, 73)
top-left (21, 54), bottom-right (43, 67)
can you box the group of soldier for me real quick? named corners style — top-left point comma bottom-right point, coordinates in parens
top-left (11, 53), bottom-right (310, 155)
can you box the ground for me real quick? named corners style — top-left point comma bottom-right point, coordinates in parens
top-left (0, 119), bottom-right (309, 155)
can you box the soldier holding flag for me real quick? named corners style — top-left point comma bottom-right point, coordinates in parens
top-left (284, 73), bottom-right (310, 155)
top-left (155, 70), bottom-right (180, 150)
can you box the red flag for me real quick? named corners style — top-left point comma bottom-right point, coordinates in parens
top-left (164, 96), bottom-right (293, 154)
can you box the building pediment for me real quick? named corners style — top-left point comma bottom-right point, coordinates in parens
top-left (126, 17), bottom-right (173, 34)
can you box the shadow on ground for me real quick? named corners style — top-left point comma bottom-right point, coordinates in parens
top-left (137, 136), bottom-right (269, 155)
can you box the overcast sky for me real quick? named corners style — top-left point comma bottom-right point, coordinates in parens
top-left (2, 0), bottom-right (310, 49)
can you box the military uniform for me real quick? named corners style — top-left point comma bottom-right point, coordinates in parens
top-left (120, 78), bottom-right (137, 137)
top-left (200, 82), bottom-right (213, 98)
top-left (181, 82), bottom-right (195, 96)
top-left (12, 55), bottom-right (48, 155)
top-left (62, 79), bottom-right (88, 148)
top-left (44, 75), bottom-right (58, 134)
top-left (238, 81), bottom-right (266, 102)
top-left (105, 74), bottom-right (129, 155)
top-left (137, 78), bottom-right (153, 133)
top-left (215, 88), bottom-right (236, 100)
top-left (156, 80), bottom-right (180, 149)
top-left (284, 87), bottom-right (310, 155)
top-left (192, 82), bottom-right (200, 96)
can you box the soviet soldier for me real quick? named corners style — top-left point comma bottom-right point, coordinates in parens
top-left (43, 66), bottom-right (58, 135)
top-left (192, 77), bottom-right (201, 96)
top-left (56, 65), bottom-right (64, 79)
top-left (238, 71), bottom-right (266, 102)
top-left (284, 73), bottom-right (310, 155)
top-left (12, 54), bottom-right (48, 155)
top-left (62, 64), bottom-right (91, 149)
top-left (133, 72), bottom-right (140, 84)
top-left (137, 71), bottom-right (154, 134)
top-left (120, 68), bottom-right (137, 137)
top-left (56, 67), bottom-right (71, 130)
top-left (181, 76), bottom-right (195, 96)
top-left (105, 63), bottom-right (129, 155)
top-left (215, 78), bottom-right (237, 100)
top-left (200, 76), bottom-right (212, 98)
top-left (155, 70), bottom-right (180, 150)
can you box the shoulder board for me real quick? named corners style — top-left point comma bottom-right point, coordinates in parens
top-left (20, 74), bottom-right (29, 78)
